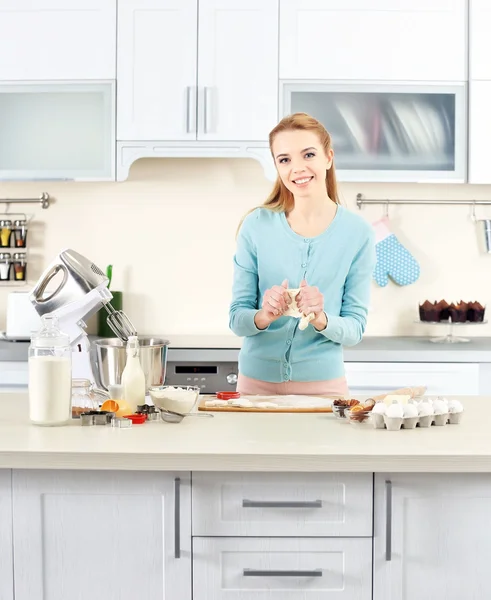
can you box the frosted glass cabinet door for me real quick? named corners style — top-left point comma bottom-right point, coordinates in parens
top-left (282, 83), bottom-right (466, 182)
top-left (0, 83), bottom-right (115, 180)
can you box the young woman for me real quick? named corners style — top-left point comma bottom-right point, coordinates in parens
top-left (229, 113), bottom-right (376, 396)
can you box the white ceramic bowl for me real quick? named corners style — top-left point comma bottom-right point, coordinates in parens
top-left (148, 385), bottom-right (200, 415)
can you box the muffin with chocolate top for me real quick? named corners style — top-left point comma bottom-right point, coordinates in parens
top-left (448, 301), bottom-right (468, 323)
top-left (435, 299), bottom-right (450, 321)
top-left (419, 300), bottom-right (440, 322)
top-left (467, 301), bottom-right (486, 322)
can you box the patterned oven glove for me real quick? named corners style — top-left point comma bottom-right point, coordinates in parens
top-left (372, 217), bottom-right (420, 287)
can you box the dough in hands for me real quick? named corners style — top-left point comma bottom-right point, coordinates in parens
top-left (283, 288), bottom-right (315, 330)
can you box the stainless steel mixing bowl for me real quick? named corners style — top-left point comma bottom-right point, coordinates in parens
top-left (91, 337), bottom-right (169, 392)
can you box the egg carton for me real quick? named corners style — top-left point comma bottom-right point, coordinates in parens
top-left (371, 411), bottom-right (463, 430)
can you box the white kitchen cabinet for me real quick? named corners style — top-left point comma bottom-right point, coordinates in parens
top-left (281, 82), bottom-right (466, 183)
top-left (192, 472), bottom-right (372, 537)
top-left (194, 537), bottom-right (372, 600)
top-left (279, 0), bottom-right (466, 82)
top-left (469, 0), bottom-right (491, 80)
top-left (0, 0), bottom-right (116, 80)
top-left (0, 470), bottom-right (13, 600)
top-left (344, 362), bottom-right (480, 396)
top-left (468, 81), bottom-right (491, 184)
top-left (0, 82), bottom-right (115, 181)
top-left (196, 0), bottom-right (278, 141)
top-left (12, 470), bottom-right (191, 600)
top-left (373, 474), bottom-right (491, 600)
top-left (117, 0), bottom-right (198, 142)
top-left (117, 0), bottom-right (278, 142)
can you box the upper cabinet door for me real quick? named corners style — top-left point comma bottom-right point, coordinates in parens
top-left (280, 0), bottom-right (466, 82)
top-left (469, 0), bottom-right (491, 80)
top-left (0, 0), bottom-right (116, 80)
top-left (117, 0), bottom-right (198, 141)
top-left (197, 0), bottom-right (278, 141)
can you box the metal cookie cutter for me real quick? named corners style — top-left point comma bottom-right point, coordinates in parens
top-left (111, 417), bottom-right (132, 429)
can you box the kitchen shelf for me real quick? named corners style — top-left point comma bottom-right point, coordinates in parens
top-left (0, 212), bottom-right (30, 287)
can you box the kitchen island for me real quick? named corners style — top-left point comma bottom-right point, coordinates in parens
top-left (0, 392), bottom-right (489, 600)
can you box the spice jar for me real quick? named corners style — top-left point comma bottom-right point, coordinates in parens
top-left (12, 253), bottom-right (26, 281)
top-left (13, 220), bottom-right (28, 248)
top-left (0, 220), bottom-right (12, 248)
top-left (71, 378), bottom-right (109, 418)
top-left (0, 253), bottom-right (11, 281)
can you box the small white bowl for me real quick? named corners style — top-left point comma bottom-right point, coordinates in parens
top-left (148, 385), bottom-right (200, 415)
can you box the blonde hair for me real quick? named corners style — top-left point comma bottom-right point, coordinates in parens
top-left (237, 113), bottom-right (339, 235)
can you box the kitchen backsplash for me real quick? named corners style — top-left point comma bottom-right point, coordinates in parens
top-left (0, 157), bottom-right (490, 338)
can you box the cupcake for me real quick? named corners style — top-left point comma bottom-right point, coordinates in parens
top-left (402, 403), bottom-right (419, 429)
top-left (383, 402), bottom-right (404, 431)
top-left (467, 301), bottom-right (486, 323)
top-left (417, 400), bottom-right (434, 427)
top-left (435, 299), bottom-right (450, 321)
top-left (432, 398), bottom-right (449, 425)
top-left (449, 301), bottom-right (468, 323)
top-left (370, 401), bottom-right (386, 429)
top-left (448, 399), bottom-right (464, 424)
top-left (419, 300), bottom-right (439, 322)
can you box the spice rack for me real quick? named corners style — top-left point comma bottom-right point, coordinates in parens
top-left (0, 212), bottom-right (29, 286)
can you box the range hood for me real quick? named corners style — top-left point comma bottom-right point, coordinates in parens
top-left (116, 141), bottom-right (276, 182)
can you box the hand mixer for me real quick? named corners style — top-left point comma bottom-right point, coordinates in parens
top-left (29, 248), bottom-right (137, 380)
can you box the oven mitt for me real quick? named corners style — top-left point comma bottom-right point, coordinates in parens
top-left (372, 217), bottom-right (420, 287)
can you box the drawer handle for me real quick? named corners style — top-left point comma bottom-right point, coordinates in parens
top-left (174, 477), bottom-right (181, 559)
top-left (350, 385), bottom-right (412, 391)
top-left (242, 499), bottom-right (322, 509)
top-left (386, 480), bottom-right (392, 562)
top-left (244, 569), bottom-right (322, 578)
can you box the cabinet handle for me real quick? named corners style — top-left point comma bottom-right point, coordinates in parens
top-left (186, 86), bottom-right (196, 134)
top-left (350, 385), bottom-right (411, 391)
top-left (242, 499), bottom-right (322, 508)
top-left (174, 477), bottom-right (181, 559)
top-left (385, 480), bottom-right (392, 561)
top-left (243, 569), bottom-right (322, 578)
top-left (203, 86), bottom-right (213, 133)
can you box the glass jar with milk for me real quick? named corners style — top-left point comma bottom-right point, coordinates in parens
top-left (28, 315), bottom-right (72, 426)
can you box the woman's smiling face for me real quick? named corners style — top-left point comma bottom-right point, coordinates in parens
top-left (272, 129), bottom-right (334, 198)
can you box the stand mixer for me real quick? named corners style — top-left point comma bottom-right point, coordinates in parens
top-left (29, 249), bottom-right (137, 382)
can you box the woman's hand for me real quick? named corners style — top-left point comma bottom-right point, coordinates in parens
top-left (296, 279), bottom-right (327, 331)
top-left (254, 279), bottom-right (291, 329)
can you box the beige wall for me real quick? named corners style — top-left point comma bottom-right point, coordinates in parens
top-left (0, 157), bottom-right (490, 338)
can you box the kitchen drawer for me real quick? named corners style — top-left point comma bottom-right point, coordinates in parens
top-left (0, 361), bottom-right (28, 388)
top-left (192, 472), bottom-right (372, 537)
top-left (344, 362), bottom-right (480, 396)
top-left (193, 537), bottom-right (372, 600)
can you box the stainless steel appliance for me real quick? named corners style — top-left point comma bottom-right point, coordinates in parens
top-left (164, 348), bottom-right (238, 394)
top-left (91, 337), bottom-right (169, 392)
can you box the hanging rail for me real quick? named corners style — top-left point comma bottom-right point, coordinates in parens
top-left (356, 193), bottom-right (491, 209)
top-left (0, 192), bottom-right (50, 209)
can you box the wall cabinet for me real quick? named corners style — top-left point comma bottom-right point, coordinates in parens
top-left (279, 0), bottom-right (466, 82)
top-left (0, 0), bottom-right (116, 80)
top-left (117, 0), bottom-right (278, 143)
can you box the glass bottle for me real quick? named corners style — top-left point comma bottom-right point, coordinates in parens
top-left (12, 252), bottom-right (27, 281)
top-left (13, 220), bottom-right (28, 248)
top-left (0, 253), bottom-right (11, 281)
top-left (121, 336), bottom-right (146, 413)
top-left (0, 220), bottom-right (12, 248)
top-left (28, 315), bottom-right (72, 426)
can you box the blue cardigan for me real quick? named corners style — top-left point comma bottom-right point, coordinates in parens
top-left (229, 206), bottom-right (376, 383)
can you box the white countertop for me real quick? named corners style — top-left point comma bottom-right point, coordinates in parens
top-left (0, 393), bottom-right (488, 472)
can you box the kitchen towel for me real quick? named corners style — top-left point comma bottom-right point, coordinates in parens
top-left (372, 217), bottom-right (420, 287)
